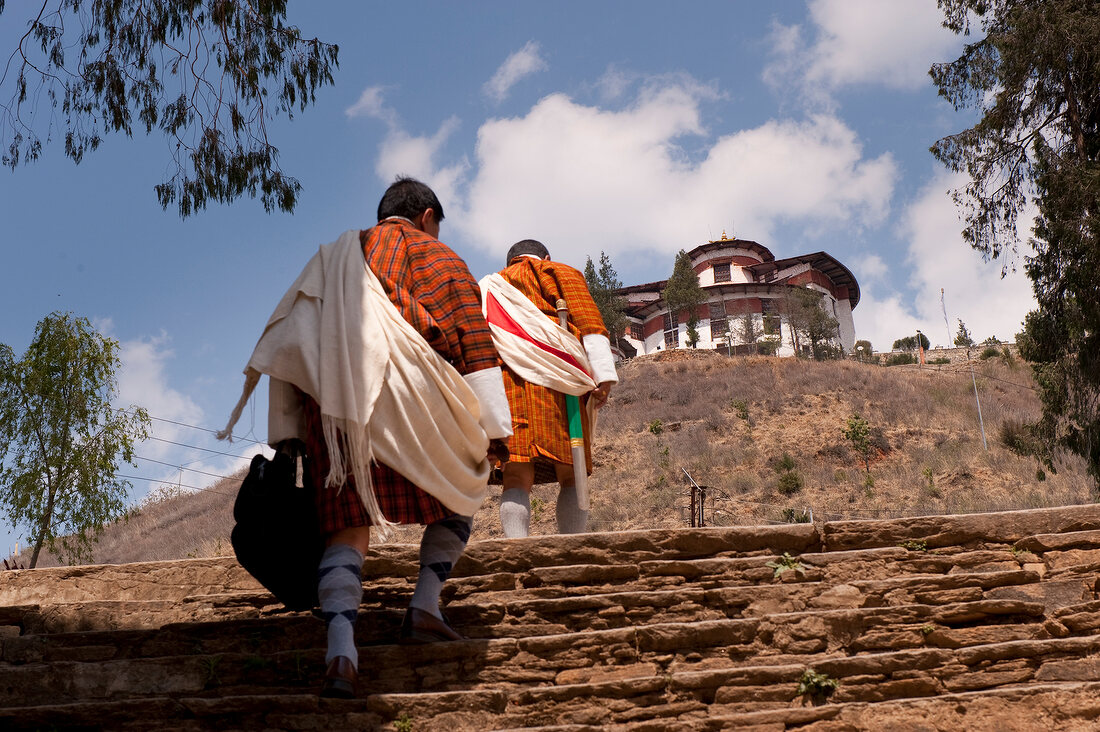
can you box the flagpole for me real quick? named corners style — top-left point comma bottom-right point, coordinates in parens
top-left (556, 299), bottom-right (590, 510)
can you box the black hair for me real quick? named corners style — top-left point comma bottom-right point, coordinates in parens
top-left (377, 176), bottom-right (445, 223)
top-left (506, 239), bottom-right (549, 266)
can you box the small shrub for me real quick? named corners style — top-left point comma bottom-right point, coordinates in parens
top-left (394, 713), bottom-right (414, 732)
top-left (886, 353), bottom-right (916, 366)
top-left (530, 496), bottom-right (545, 522)
top-left (797, 668), bottom-right (839, 705)
top-left (777, 471), bottom-right (804, 496)
top-left (833, 469), bottom-right (847, 483)
top-left (900, 539), bottom-right (928, 552)
top-left (775, 452), bottom-right (797, 473)
top-left (648, 419), bottom-right (664, 443)
top-left (781, 508), bottom-right (812, 524)
top-left (766, 552), bottom-right (805, 578)
top-left (921, 468), bottom-right (941, 498)
top-left (979, 347), bottom-right (1000, 360)
top-left (920, 624), bottom-right (935, 636)
top-left (731, 399), bottom-right (750, 421)
top-left (929, 356), bottom-right (950, 365)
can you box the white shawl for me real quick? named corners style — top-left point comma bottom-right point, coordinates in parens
top-left (479, 273), bottom-right (597, 396)
top-left (219, 231), bottom-right (491, 537)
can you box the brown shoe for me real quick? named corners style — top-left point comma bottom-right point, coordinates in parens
top-left (398, 607), bottom-right (466, 644)
top-left (319, 655), bottom-right (357, 699)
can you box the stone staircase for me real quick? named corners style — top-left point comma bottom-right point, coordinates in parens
top-left (2, 504), bottom-right (1100, 730)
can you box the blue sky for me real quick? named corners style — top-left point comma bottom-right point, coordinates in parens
top-left (0, 1), bottom-right (1037, 557)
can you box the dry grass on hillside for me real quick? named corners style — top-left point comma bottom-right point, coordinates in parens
top-left (18, 351), bottom-right (1095, 567)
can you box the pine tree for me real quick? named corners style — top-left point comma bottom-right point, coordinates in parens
top-left (583, 252), bottom-right (627, 344)
top-left (663, 250), bottom-right (705, 349)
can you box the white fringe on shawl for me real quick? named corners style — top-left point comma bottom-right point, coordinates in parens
top-left (218, 231), bottom-right (490, 539)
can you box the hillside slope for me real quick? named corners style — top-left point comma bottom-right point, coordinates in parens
top-left (19, 353), bottom-right (1094, 567)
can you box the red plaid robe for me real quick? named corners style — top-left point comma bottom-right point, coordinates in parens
top-left (497, 257), bottom-right (608, 484)
top-left (306, 219), bottom-right (500, 533)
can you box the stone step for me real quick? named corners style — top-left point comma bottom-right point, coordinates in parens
top-left (4, 649), bottom-right (1100, 731)
top-left (3, 597), bottom-right (1088, 709)
top-left (6, 541), bottom-right (1076, 639)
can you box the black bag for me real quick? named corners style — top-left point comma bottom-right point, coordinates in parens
top-left (231, 447), bottom-right (324, 611)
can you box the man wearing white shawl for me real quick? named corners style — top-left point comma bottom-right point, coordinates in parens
top-left (483, 239), bottom-right (618, 538)
top-left (220, 178), bottom-right (511, 699)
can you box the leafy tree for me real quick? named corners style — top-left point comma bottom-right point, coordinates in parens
top-left (736, 312), bottom-right (759, 352)
top-left (892, 333), bottom-right (931, 352)
top-left (853, 339), bottom-right (873, 360)
top-left (583, 251), bottom-right (627, 344)
top-left (663, 249), bottom-right (705, 349)
top-left (954, 320), bottom-right (975, 351)
top-left (932, 0), bottom-right (1100, 486)
top-left (843, 414), bottom-right (873, 473)
top-left (0, 312), bottom-right (150, 567)
top-left (785, 287), bottom-right (840, 361)
top-left (0, 1), bottom-right (338, 217)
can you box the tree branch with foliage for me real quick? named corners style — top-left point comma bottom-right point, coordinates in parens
top-left (663, 249), bottom-right (704, 349)
top-left (0, 0), bottom-right (338, 217)
top-left (933, 0), bottom-right (1100, 487)
top-left (0, 312), bottom-right (150, 567)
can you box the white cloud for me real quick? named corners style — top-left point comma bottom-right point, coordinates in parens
top-left (115, 333), bottom-right (204, 461)
top-left (766, 0), bottom-right (962, 100)
top-left (854, 171), bottom-right (1036, 350)
top-left (483, 41), bottom-right (548, 103)
top-left (855, 254), bottom-right (888, 281)
top-left (374, 116), bottom-right (469, 219)
top-left (345, 85), bottom-right (398, 125)
top-left (454, 79), bottom-right (895, 267)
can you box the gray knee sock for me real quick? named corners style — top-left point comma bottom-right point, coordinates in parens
top-left (317, 543), bottom-right (364, 669)
top-left (500, 487), bottom-right (531, 538)
top-left (410, 515), bottom-right (473, 619)
top-left (556, 482), bottom-right (589, 534)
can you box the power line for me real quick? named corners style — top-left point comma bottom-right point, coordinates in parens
top-left (145, 436), bottom-right (256, 460)
top-left (133, 455), bottom-right (235, 481)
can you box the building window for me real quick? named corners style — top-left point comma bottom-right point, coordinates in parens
top-left (663, 312), bottom-right (678, 348)
top-left (629, 323), bottom-right (643, 340)
top-left (710, 318), bottom-right (728, 340)
top-left (713, 262), bottom-right (731, 283)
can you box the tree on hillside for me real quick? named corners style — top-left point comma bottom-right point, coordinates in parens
top-left (736, 312), bottom-right (760, 353)
top-left (0, 313), bottom-right (150, 567)
top-left (892, 333), bottom-right (930, 352)
top-left (853, 339), bottom-right (873, 361)
top-left (785, 287), bottom-right (840, 361)
top-left (932, 0), bottom-right (1100, 486)
top-left (0, 1), bottom-right (338, 217)
top-left (954, 320), bottom-right (975, 352)
top-left (663, 249), bottom-right (705, 349)
top-left (583, 252), bottom-right (627, 344)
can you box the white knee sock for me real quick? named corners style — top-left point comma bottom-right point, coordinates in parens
top-left (410, 515), bottom-right (473, 619)
top-left (500, 487), bottom-right (531, 538)
top-left (556, 481), bottom-right (589, 534)
top-left (317, 543), bottom-right (364, 669)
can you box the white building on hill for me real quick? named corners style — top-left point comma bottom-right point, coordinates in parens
top-left (616, 234), bottom-right (859, 358)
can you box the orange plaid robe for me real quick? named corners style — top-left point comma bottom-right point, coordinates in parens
top-left (498, 257), bottom-right (608, 484)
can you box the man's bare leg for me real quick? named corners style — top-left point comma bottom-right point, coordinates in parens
top-left (553, 462), bottom-right (589, 534)
top-left (501, 462), bottom-right (534, 538)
